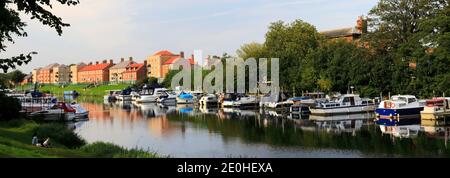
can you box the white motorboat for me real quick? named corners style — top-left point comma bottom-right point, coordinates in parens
top-left (70, 103), bottom-right (89, 119)
top-left (29, 102), bottom-right (76, 121)
top-left (131, 91), bottom-right (140, 101)
top-left (157, 90), bottom-right (177, 105)
top-left (233, 95), bottom-right (259, 109)
top-left (136, 87), bottom-right (169, 103)
top-left (310, 94), bottom-right (375, 115)
top-left (221, 93), bottom-right (238, 108)
top-left (199, 94), bottom-right (218, 106)
top-left (375, 95), bottom-right (425, 120)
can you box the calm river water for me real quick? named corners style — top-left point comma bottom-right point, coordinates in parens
top-left (69, 97), bottom-right (450, 158)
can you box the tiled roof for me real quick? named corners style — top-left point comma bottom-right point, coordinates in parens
top-left (320, 27), bottom-right (360, 38)
top-left (153, 50), bottom-right (174, 56)
top-left (164, 56), bottom-right (195, 65)
top-left (79, 63), bottom-right (112, 72)
top-left (123, 63), bottom-right (144, 73)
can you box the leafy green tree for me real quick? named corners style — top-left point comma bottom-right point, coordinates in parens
top-left (8, 70), bottom-right (26, 86)
top-left (236, 42), bottom-right (267, 60)
top-left (264, 20), bottom-right (322, 92)
top-left (0, 0), bottom-right (79, 72)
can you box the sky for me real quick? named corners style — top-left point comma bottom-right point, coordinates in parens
top-left (2, 0), bottom-right (379, 73)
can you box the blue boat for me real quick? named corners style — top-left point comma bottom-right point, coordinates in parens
top-left (177, 92), bottom-right (194, 104)
top-left (375, 95), bottom-right (425, 122)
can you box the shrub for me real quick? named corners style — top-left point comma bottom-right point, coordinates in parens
top-left (34, 123), bottom-right (86, 149)
top-left (0, 93), bottom-right (21, 121)
top-left (79, 142), bottom-right (160, 158)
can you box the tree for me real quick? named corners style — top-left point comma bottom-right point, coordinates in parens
top-left (236, 42), bottom-right (267, 60)
top-left (364, 0), bottom-right (448, 96)
top-left (8, 70), bottom-right (26, 86)
top-left (264, 20), bottom-right (322, 92)
top-left (0, 0), bottom-right (79, 73)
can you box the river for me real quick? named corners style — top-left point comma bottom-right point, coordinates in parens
top-left (68, 97), bottom-right (450, 158)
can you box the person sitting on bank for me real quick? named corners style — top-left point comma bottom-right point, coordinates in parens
top-left (31, 133), bottom-right (39, 146)
top-left (42, 137), bottom-right (51, 148)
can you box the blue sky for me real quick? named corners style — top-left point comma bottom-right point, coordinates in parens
top-left (2, 0), bottom-right (378, 73)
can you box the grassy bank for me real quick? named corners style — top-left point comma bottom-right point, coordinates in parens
top-left (18, 84), bottom-right (131, 96)
top-left (0, 119), bottom-right (161, 158)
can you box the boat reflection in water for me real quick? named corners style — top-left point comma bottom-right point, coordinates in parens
top-left (309, 113), bottom-right (373, 135)
top-left (72, 99), bottom-right (450, 158)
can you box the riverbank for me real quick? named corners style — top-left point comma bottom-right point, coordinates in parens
top-left (18, 84), bottom-right (131, 96)
top-left (0, 119), bottom-right (161, 158)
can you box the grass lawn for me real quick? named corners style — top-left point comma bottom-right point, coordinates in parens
top-left (0, 119), bottom-right (161, 158)
top-left (18, 84), bottom-right (131, 96)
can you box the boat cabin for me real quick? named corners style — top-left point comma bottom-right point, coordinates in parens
top-left (392, 95), bottom-right (417, 104)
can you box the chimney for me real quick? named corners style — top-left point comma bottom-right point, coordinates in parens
top-left (356, 16), bottom-right (367, 33)
top-left (191, 54), bottom-right (195, 60)
top-left (121, 58), bottom-right (125, 62)
top-left (129, 57), bottom-right (133, 61)
top-left (88, 62), bottom-right (93, 65)
top-left (103, 60), bottom-right (107, 64)
top-left (110, 59), bottom-right (114, 64)
top-left (180, 51), bottom-right (185, 58)
top-left (96, 61), bottom-right (99, 65)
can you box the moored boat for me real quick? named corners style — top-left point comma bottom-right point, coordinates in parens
top-left (233, 94), bottom-right (259, 109)
top-left (135, 86), bottom-right (168, 103)
top-left (199, 94), bottom-right (218, 106)
top-left (116, 88), bottom-right (133, 101)
top-left (29, 102), bottom-right (76, 121)
top-left (420, 97), bottom-right (450, 121)
top-left (310, 94), bottom-right (375, 115)
top-left (375, 95), bottom-right (425, 121)
top-left (176, 91), bottom-right (194, 104)
top-left (157, 90), bottom-right (177, 105)
top-left (70, 102), bottom-right (89, 119)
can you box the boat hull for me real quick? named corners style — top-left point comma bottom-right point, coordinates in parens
top-left (375, 107), bottom-right (424, 119)
top-left (310, 105), bottom-right (375, 116)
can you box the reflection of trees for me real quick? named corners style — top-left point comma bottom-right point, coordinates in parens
top-left (167, 114), bottom-right (450, 157)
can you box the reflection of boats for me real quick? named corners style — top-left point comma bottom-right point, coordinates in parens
top-left (421, 98), bottom-right (450, 121)
top-left (70, 103), bottom-right (89, 119)
top-left (310, 94), bottom-right (375, 115)
top-left (379, 125), bottom-right (421, 138)
top-left (29, 102), bottom-right (76, 121)
top-left (309, 112), bottom-right (374, 121)
top-left (176, 104), bottom-right (194, 113)
top-left (314, 119), bottom-right (365, 134)
top-left (422, 126), bottom-right (450, 139)
top-left (176, 92), bottom-right (194, 104)
top-left (222, 108), bottom-right (257, 118)
top-left (199, 105), bottom-right (218, 114)
top-left (104, 90), bottom-right (121, 102)
top-left (376, 95), bottom-right (424, 120)
top-left (135, 103), bottom-right (172, 117)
